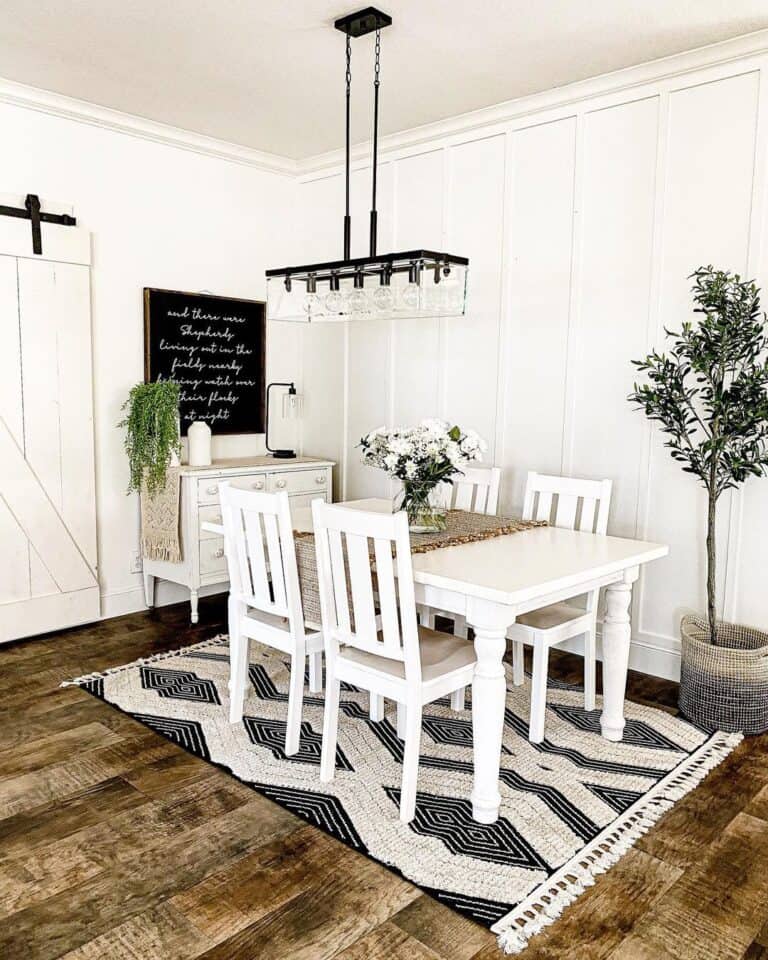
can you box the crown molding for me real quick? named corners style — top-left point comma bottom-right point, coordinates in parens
top-left (0, 76), bottom-right (298, 177)
top-left (298, 27), bottom-right (768, 178)
top-left (4, 26), bottom-right (768, 182)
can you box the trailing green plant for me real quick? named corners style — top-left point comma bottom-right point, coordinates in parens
top-left (629, 266), bottom-right (768, 645)
top-left (119, 381), bottom-right (181, 496)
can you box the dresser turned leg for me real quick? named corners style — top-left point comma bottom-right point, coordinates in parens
top-left (190, 590), bottom-right (199, 624)
top-left (143, 573), bottom-right (155, 608)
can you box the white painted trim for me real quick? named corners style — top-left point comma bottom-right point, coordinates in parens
top-left (299, 30), bottom-right (768, 177)
top-left (557, 628), bottom-right (681, 682)
top-left (341, 323), bottom-right (350, 501)
top-left (635, 86), bottom-right (671, 639)
top-left (722, 63), bottom-right (768, 623)
top-left (99, 585), bottom-right (146, 620)
top-left (99, 580), bottom-right (228, 620)
top-left (3, 31), bottom-right (768, 180)
top-left (0, 76), bottom-right (297, 177)
top-left (492, 131), bottom-right (513, 471)
top-left (560, 113), bottom-right (585, 476)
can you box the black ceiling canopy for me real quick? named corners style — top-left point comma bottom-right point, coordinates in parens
top-left (334, 7), bottom-right (392, 38)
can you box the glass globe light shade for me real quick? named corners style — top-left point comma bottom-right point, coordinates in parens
top-left (372, 285), bottom-right (394, 313)
top-left (324, 288), bottom-right (343, 315)
top-left (302, 293), bottom-right (321, 317)
top-left (348, 288), bottom-right (368, 316)
top-left (400, 282), bottom-right (420, 311)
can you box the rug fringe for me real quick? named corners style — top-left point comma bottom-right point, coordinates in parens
top-left (60, 633), bottom-right (230, 687)
top-left (492, 729), bottom-right (743, 955)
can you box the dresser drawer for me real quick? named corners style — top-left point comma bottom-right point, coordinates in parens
top-left (199, 537), bottom-right (227, 576)
top-left (199, 504), bottom-right (223, 540)
top-left (268, 469), bottom-right (329, 495)
top-left (231, 473), bottom-right (268, 494)
top-left (288, 492), bottom-right (328, 513)
top-left (196, 472), bottom-right (267, 504)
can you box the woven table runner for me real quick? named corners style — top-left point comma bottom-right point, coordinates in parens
top-left (294, 509), bottom-right (545, 627)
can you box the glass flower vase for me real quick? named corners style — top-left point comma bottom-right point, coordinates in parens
top-left (396, 481), bottom-right (447, 533)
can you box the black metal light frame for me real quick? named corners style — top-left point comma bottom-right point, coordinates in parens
top-left (265, 249), bottom-right (469, 288)
top-left (265, 7), bottom-right (468, 309)
top-left (265, 381), bottom-right (299, 459)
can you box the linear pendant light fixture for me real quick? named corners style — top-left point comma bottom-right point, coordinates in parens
top-left (266, 7), bottom-right (469, 322)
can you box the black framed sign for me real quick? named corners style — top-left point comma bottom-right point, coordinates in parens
top-left (144, 288), bottom-right (266, 436)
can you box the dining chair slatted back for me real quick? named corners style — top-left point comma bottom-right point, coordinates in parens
top-left (439, 466), bottom-right (501, 516)
top-left (522, 471), bottom-right (611, 535)
top-left (220, 483), bottom-right (303, 629)
top-left (313, 499), bottom-right (421, 682)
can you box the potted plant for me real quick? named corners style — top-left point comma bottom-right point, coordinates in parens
top-left (359, 419), bottom-right (486, 532)
top-left (119, 380), bottom-right (181, 495)
top-left (629, 266), bottom-right (768, 733)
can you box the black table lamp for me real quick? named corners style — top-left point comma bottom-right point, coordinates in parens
top-left (266, 381), bottom-right (303, 459)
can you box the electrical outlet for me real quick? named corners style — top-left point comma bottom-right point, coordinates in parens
top-left (129, 551), bottom-right (143, 575)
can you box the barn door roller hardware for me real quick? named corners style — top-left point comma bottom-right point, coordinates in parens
top-left (0, 194), bottom-right (77, 255)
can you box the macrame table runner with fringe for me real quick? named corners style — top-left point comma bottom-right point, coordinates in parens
top-left (293, 509), bottom-right (546, 627)
top-left (140, 466), bottom-right (182, 563)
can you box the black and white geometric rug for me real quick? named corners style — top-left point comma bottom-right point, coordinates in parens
top-left (66, 636), bottom-right (740, 955)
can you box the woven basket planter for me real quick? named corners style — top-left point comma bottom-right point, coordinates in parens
top-left (679, 614), bottom-right (768, 735)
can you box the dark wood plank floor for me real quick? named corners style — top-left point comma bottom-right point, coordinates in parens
top-left (1, 597), bottom-right (767, 959)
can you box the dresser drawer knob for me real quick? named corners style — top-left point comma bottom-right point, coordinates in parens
top-left (252, 480), bottom-right (264, 490)
top-left (276, 479), bottom-right (287, 488)
top-left (315, 475), bottom-right (325, 484)
top-left (206, 485), bottom-right (217, 496)
top-left (214, 547), bottom-right (225, 559)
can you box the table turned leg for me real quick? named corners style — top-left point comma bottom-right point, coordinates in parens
top-left (470, 623), bottom-right (508, 824)
top-left (600, 573), bottom-right (636, 742)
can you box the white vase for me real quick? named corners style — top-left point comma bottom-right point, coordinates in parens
top-left (188, 421), bottom-right (212, 466)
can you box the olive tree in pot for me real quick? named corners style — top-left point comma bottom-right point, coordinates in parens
top-left (629, 267), bottom-right (768, 734)
top-left (119, 381), bottom-right (181, 495)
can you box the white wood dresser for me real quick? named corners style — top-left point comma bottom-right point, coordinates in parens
top-left (142, 455), bottom-right (334, 622)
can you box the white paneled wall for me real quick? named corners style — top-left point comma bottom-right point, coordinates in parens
top-left (296, 43), bottom-right (768, 679)
top-left (443, 136), bottom-right (505, 454)
top-left (501, 118), bottom-right (576, 511)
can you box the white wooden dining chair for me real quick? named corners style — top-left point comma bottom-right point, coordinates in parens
top-left (220, 483), bottom-right (323, 755)
top-left (436, 465), bottom-right (502, 515)
top-left (510, 471), bottom-right (612, 742)
top-left (421, 465), bottom-right (501, 711)
top-left (313, 499), bottom-right (476, 823)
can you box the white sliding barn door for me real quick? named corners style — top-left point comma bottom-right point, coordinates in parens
top-left (0, 206), bottom-right (98, 642)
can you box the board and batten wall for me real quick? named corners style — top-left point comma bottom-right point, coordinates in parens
top-left (294, 36), bottom-right (768, 679)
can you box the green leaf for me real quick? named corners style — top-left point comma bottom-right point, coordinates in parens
top-left (118, 381), bottom-right (181, 496)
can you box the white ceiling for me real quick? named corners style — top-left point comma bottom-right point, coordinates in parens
top-left (2, 1), bottom-right (768, 160)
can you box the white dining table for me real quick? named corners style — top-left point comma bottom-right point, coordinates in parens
top-left (205, 496), bottom-right (668, 825)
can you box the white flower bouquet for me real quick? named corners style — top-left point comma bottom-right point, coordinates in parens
top-left (359, 419), bottom-right (487, 531)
